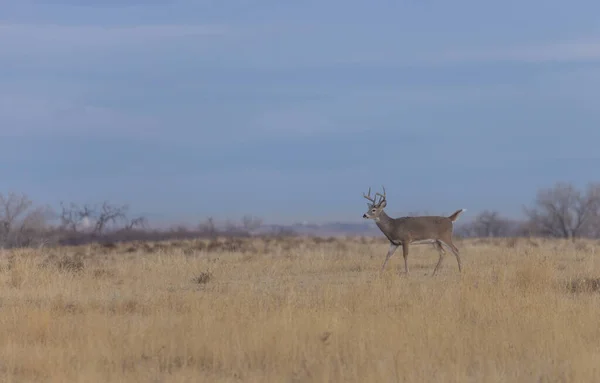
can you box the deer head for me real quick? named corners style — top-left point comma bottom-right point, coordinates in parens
top-left (362, 186), bottom-right (387, 220)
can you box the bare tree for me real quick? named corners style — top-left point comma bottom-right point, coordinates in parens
top-left (470, 210), bottom-right (511, 237)
top-left (0, 192), bottom-right (55, 248)
top-left (199, 217), bottom-right (217, 237)
top-left (20, 205), bottom-right (54, 230)
top-left (94, 202), bottom-right (128, 234)
top-left (0, 192), bottom-right (33, 234)
top-left (59, 202), bottom-right (94, 232)
top-left (59, 202), bottom-right (75, 232)
top-left (524, 182), bottom-right (600, 240)
top-left (224, 219), bottom-right (240, 233)
top-left (125, 216), bottom-right (148, 230)
top-left (60, 200), bottom-right (138, 237)
top-left (241, 215), bottom-right (263, 233)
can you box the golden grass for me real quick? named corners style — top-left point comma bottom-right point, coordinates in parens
top-left (1, 236), bottom-right (600, 382)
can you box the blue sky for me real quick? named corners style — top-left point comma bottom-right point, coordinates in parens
top-left (2, 1), bottom-right (600, 225)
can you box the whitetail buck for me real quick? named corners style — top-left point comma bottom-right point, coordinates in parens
top-left (362, 186), bottom-right (465, 276)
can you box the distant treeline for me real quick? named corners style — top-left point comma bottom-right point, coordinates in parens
top-left (1, 181), bottom-right (599, 249)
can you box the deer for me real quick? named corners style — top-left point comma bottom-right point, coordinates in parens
top-left (362, 186), bottom-right (465, 276)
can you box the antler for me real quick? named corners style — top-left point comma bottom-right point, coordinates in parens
top-left (364, 186), bottom-right (387, 206)
top-left (376, 185), bottom-right (386, 203)
top-left (363, 187), bottom-right (377, 206)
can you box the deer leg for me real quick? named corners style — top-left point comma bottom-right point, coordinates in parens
top-left (439, 240), bottom-right (462, 273)
top-left (432, 240), bottom-right (446, 276)
top-left (381, 243), bottom-right (398, 272)
top-left (402, 241), bottom-right (410, 274)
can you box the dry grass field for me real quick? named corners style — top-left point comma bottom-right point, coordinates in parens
top-left (1, 236), bottom-right (600, 382)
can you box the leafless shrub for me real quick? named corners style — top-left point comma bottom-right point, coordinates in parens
top-left (241, 215), bottom-right (263, 233)
top-left (471, 210), bottom-right (512, 237)
top-left (192, 271), bottom-right (213, 285)
top-left (506, 237), bottom-right (519, 248)
top-left (524, 182), bottom-right (600, 240)
top-left (108, 299), bottom-right (149, 315)
top-left (193, 242), bottom-right (206, 251)
top-left (40, 253), bottom-right (85, 273)
top-left (51, 301), bottom-right (83, 315)
top-left (456, 210), bottom-right (524, 239)
top-left (95, 202), bottom-right (128, 234)
top-left (92, 268), bottom-right (116, 279)
top-left (59, 202), bottom-right (92, 233)
top-left (182, 242), bottom-right (207, 255)
top-left (198, 217), bottom-right (218, 237)
top-left (0, 192), bottom-right (33, 234)
top-left (574, 242), bottom-right (592, 253)
top-left (59, 201), bottom-right (129, 235)
top-left (203, 238), bottom-right (257, 253)
top-left (566, 277), bottom-right (600, 294)
top-left (57, 256), bottom-right (85, 273)
top-left (312, 237), bottom-right (337, 244)
top-left (101, 242), bottom-right (118, 250)
top-left (0, 192), bottom-right (55, 248)
top-left (125, 216), bottom-right (147, 231)
top-left (221, 239), bottom-right (244, 252)
top-left (142, 244), bottom-right (157, 253)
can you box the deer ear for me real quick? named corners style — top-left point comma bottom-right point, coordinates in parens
top-left (379, 200), bottom-right (387, 208)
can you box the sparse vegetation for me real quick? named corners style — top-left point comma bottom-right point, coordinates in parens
top-left (2, 181), bottom-right (600, 381)
top-left (0, 236), bottom-right (599, 382)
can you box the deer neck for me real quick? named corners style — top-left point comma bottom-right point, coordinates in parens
top-left (375, 210), bottom-right (395, 234)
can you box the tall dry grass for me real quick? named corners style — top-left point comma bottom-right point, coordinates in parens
top-left (0, 236), bottom-right (600, 382)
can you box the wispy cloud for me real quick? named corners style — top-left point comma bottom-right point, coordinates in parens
top-left (0, 92), bottom-right (164, 139)
top-left (255, 107), bottom-right (336, 138)
top-left (29, 0), bottom-right (173, 5)
top-left (0, 23), bottom-right (229, 56)
top-left (307, 38), bottom-right (600, 67)
top-left (220, 22), bottom-right (600, 68)
top-left (0, 20), bottom-right (233, 140)
top-left (437, 39), bottom-right (600, 64)
top-left (3, 19), bottom-right (600, 69)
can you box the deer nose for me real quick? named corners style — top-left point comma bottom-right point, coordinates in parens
top-left (362, 214), bottom-right (367, 218)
